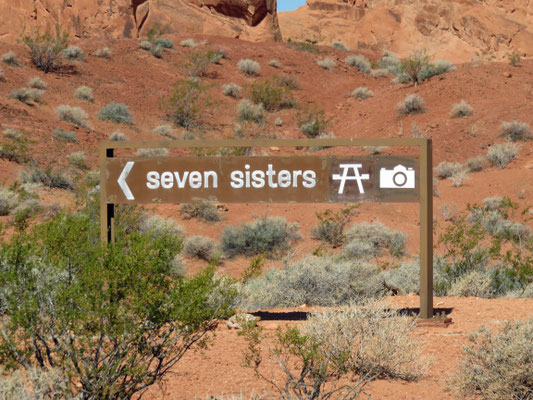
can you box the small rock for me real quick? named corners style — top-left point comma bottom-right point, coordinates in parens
top-left (503, 71), bottom-right (512, 78)
top-left (270, 146), bottom-right (280, 151)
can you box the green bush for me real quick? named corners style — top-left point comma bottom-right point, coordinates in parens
top-left (487, 142), bottom-right (519, 169)
top-left (451, 319), bottom-right (533, 400)
top-left (0, 210), bottom-right (235, 399)
top-left (98, 103), bottom-right (133, 124)
top-left (183, 235), bottom-right (217, 261)
top-left (150, 45), bottom-right (164, 58)
top-left (500, 120), bottom-right (531, 141)
top-left (343, 222), bottom-right (407, 259)
top-left (399, 50), bottom-right (430, 84)
top-left (239, 256), bottom-right (382, 309)
top-left (161, 79), bottom-right (213, 129)
top-left (316, 58), bottom-right (336, 71)
top-left (311, 205), bottom-right (358, 248)
top-left (1, 51), bottom-right (21, 67)
top-left (287, 39), bottom-right (321, 54)
top-left (0, 129), bottom-right (31, 163)
top-left (153, 37), bottom-right (174, 49)
top-left (56, 105), bottom-right (89, 127)
top-left (297, 105), bottom-right (331, 138)
top-left (237, 99), bottom-right (265, 124)
top-left (0, 186), bottom-right (19, 216)
top-left (352, 87), bottom-right (374, 100)
top-left (21, 26), bottom-right (68, 73)
top-left (345, 54), bottom-right (370, 73)
top-left (451, 100), bottom-right (473, 118)
top-left (331, 41), bottom-right (349, 50)
top-left (378, 51), bottom-right (401, 74)
top-left (53, 128), bottom-right (77, 142)
top-left (396, 94), bottom-right (425, 115)
top-left (420, 59), bottom-right (456, 80)
top-left (180, 201), bottom-right (221, 222)
top-left (75, 85), bottom-right (94, 102)
top-left (66, 151), bottom-right (87, 170)
top-left (221, 216), bottom-right (300, 258)
top-left (238, 59), bottom-right (260, 76)
top-left (61, 45), bottom-right (85, 61)
top-left (249, 78), bottom-right (295, 111)
top-left (21, 166), bottom-right (74, 189)
top-left (184, 49), bottom-right (221, 77)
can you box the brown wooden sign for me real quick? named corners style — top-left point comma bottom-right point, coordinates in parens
top-left (104, 156), bottom-right (419, 204)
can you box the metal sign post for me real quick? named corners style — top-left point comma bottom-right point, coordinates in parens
top-left (100, 138), bottom-right (433, 319)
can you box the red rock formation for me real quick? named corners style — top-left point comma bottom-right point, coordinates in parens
top-left (0, 0), bottom-right (281, 44)
top-left (279, 0), bottom-right (533, 62)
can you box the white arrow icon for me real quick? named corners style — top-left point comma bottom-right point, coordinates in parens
top-left (118, 161), bottom-right (134, 200)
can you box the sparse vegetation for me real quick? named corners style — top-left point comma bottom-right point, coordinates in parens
top-left (0, 66), bottom-right (5, 81)
top-left (249, 78), bottom-right (296, 111)
top-left (184, 49), bottom-right (222, 77)
top-left (451, 100), bottom-right (473, 118)
top-left (153, 37), bottom-right (174, 49)
top-left (345, 54), bottom-right (371, 73)
top-left (9, 88), bottom-right (44, 104)
top-left (487, 142), bottom-right (519, 169)
top-left (1, 51), bottom-right (21, 67)
top-left (450, 169), bottom-right (469, 187)
top-left (237, 99), bottom-right (266, 124)
top-left (0, 129), bottom-right (31, 163)
top-left (180, 201), bottom-right (221, 222)
top-left (221, 216), bottom-right (300, 258)
top-left (238, 59), bottom-right (261, 76)
top-left (399, 51), bottom-right (430, 84)
top-left (139, 214), bottom-right (185, 240)
top-left (137, 148), bottom-right (169, 157)
top-left (61, 45), bottom-right (85, 61)
top-left (343, 222), bottom-right (407, 259)
top-left (161, 79), bottom-right (213, 129)
top-left (316, 57), bottom-right (336, 71)
top-left (507, 50), bottom-right (522, 66)
top-left (109, 131), bottom-right (126, 141)
top-left (311, 205), bottom-right (358, 248)
top-left (75, 85), bottom-right (94, 102)
top-left (183, 235), bottom-right (217, 262)
top-left (27, 76), bottom-right (47, 89)
top-left (396, 94), bottom-right (425, 115)
top-left (181, 38), bottom-right (199, 48)
top-left (451, 319), bottom-right (533, 400)
top-left (287, 39), bottom-right (321, 54)
top-left (297, 105), bottom-right (331, 138)
top-left (352, 87), bottom-right (374, 100)
top-left (95, 47), bottom-right (112, 58)
top-left (420, 59), bottom-right (456, 80)
top-left (331, 41), bottom-right (349, 50)
top-left (466, 155), bottom-right (487, 172)
top-left (435, 161), bottom-right (463, 179)
top-left (98, 102), bottom-right (133, 124)
top-left (153, 124), bottom-right (176, 138)
top-left (0, 186), bottom-right (19, 216)
top-left (21, 166), bottom-right (74, 189)
top-left (21, 26), bottom-right (68, 72)
top-left (276, 74), bottom-right (300, 89)
top-left (268, 59), bottom-right (281, 68)
top-left (222, 82), bottom-right (241, 98)
top-left (67, 151), bottom-right (87, 169)
top-left (53, 128), bottom-right (77, 142)
top-left (500, 120), bottom-right (531, 141)
top-left (56, 105), bottom-right (89, 127)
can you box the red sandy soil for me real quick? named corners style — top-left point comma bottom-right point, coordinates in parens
top-left (1, 34), bottom-right (533, 399)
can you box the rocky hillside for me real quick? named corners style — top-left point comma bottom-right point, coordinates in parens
top-left (279, 0), bottom-right (533, 62)
top-left (0, 0), bottom-right (281, 44)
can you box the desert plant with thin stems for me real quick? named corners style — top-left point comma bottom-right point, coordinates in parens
top-left (21, 25), bottom-right (69, 73)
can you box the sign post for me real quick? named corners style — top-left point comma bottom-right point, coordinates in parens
top-left (100, 138), bottom-right (433, 319)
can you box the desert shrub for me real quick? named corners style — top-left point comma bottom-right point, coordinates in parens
top-left (440, 202), bottom-right (459, 220)
top-left (184, 49), bottom-right (221, 77)
top-left (161, 79), bottom-right (213, 129)
top-left (222, 82), bottom-right (241, 98)
top-left (238, 59), bottom-right (260, 76)
top-left (183, 235), bottom-right (217, 261)
top-left (0, 66), bottom-right (5, 81)
top-left (276, 73), bottom-right (300, 89)
top-left (180, 201), bottom-right (221, 222)
top-left (0, 367), bottom-right (69, 399)
top-left (0, 186), bottom-right (19, 216)
top-left (136, 147), bottom-right (169, 157)
top-left (311, 205), bottom-right (358, 248)
top-left (249, 79), bottom-right (295, 111)
top-left (240, 256), bottom-right (382, 309)
top-left (363, 145), bottom-right (387, 155)
top-left (352, 87), bottom-right (373, 100)
top-left (345, 54), bottom-right (370, 73)
top-left (420, 59), bottom-right (456, 80)
top-left (451, 319), bottom-right (533, 400)
top-left (61, 45), bottom-right (85, 61)
top-left (221, 216), bottom-right (300, 258)
top-left (287, 39), bottom-right (321, 54)
top-left (0, 210), bottom-right (235, 399)
top-left (21, 166), bottom-right (74, 189)
top-left (242, 301), bottom-right (427, 400)
top-left (466, 155), bottom-right (486, 172)
top-left (98, 103), bottom-right (133, 124)
top-left (237, 99), bottom-right (265, 124)
top-left (297, 105), bottom-right (331, 138)
top-left (396, 94), bottom-right (425, 115)
top-left (139, 214), bottom-right (185, 240)
top-left (448, 270), bottom-right (495, 298)
top-left (274, 117), bottom-right (283, 126)
top-left (399, 50), bottom-right (430, 84)
top-left (0, 130), bottom-right (31, 163)
top-left (370, 68), bottom-right (388, 78)
top-left (21, 26), bottom-right (68, 72)
top-left (9, 88), bottom-right (44, 104)
top-left (507, 50), bottom-right (522, 66)
top-left (378, 52), bottom-right (401, 74)
top-left (153, 37), bottom-right (174, 49)
top-left (75, 85), bottom-right (94, 102)
top-left (451, 100), bottom-right (473, 118)
top-left (343, 222), bottom-right (407, 259)
top-left (410, 122), bottom-right (428, 138)
top-left (1, 51), bottom-right (21, 67)
top-left (140, 40), bottom-right (152, 51)
top-left (27, 76), bottom-right (47, 89)
top-left (180, 38), bottom-right (198, 48)
top-left (382, 260), bottom-right (420, 295)
top-left (316, 57), bottom-right (336, 71)
top-left (268, 59), bottom-right (281, 68)
top-left (53, 128), bottom-right (77, 142)
top-left (500, 120), bottom-right (531, 141)
top-left (450, 170), bottom-right (469, 187)
top-left (435, 161), bottom-right (463, 179)
top-left (331, 41), bottom-right (349, 50)
top-left (152, 124), bottom-right (175, 138)
top-left (95, 47), bottom-right (112, 58)
top-left (108, 131), bottom-right (126, 141)
top-left (487, 142), bottom-right (519, 169)
top-left (56, 105), bottom-right (89, 127)
top-left (66, 151), bottom-right (87, 170)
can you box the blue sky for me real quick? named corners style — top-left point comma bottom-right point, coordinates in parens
top-left (277, 0), bottom-right (306, 12)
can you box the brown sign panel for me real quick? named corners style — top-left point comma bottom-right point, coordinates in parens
top-left (105, 156), bottom-right (419, 204)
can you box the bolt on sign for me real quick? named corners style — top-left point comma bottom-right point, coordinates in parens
top-left (100, 138), bottom-right (433, 319)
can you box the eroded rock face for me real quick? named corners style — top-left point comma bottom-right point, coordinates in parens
top-left (0, 0), bottom-right (281, 44)
top-left (279, 0), bottom-right (533, 62)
